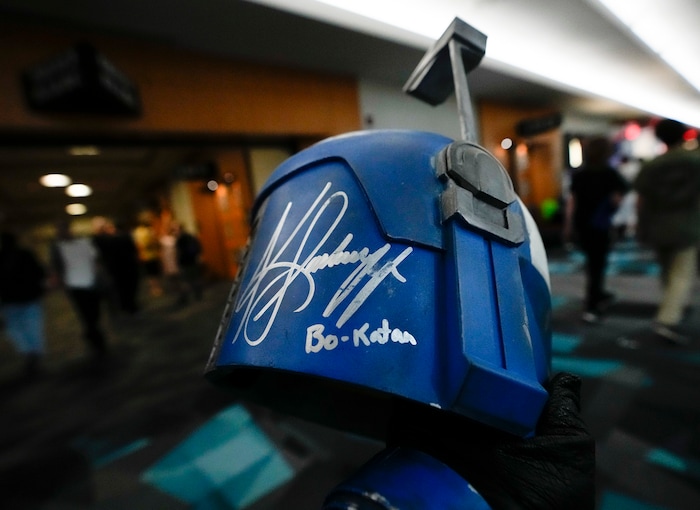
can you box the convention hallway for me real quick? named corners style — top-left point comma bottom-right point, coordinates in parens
top-left (1, 240), bottom-right (699, 509)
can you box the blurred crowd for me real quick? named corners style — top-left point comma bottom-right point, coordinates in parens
top-left (0, 213), bottom-right (203, 380)
top-left (563, 118), bottom-right (700, 345)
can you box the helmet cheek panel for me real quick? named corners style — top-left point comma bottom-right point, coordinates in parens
top-left (442, 211), bottom-right (548, 436)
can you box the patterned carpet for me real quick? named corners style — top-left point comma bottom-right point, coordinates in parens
top-left (550, 240), bottom-right (700, 510)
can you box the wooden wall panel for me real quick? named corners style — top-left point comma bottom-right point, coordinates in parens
top-left (478, 101), bottom-right (563, 214)
top-left (185, 150), bottom-right (254, 279)
top-left (0, 20), bottom-right (361, 137)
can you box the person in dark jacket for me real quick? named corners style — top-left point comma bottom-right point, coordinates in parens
top-left (173, 223), bottom-right (203, 305)
top-left (92, 217), bottom-right (141, 315)
top-left (0, 231), bottom-right (47, 378)
top-left (564, 137), bottom-right (630, 323)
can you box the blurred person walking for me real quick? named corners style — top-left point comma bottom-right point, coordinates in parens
top-left (0, 232), bottom-right (48, 379)
top-left (611, 156), bottom-right (642, 240)
top-left (92, 217), bottom-right (141, 315)
top-left (50, 220), bottom-right (109, 359)
top-left (133, 218), bottom-right (163, 298)
top-left (635, 119), bottom-right (700, 345)
top-left (564, 136), bottom-right (629, 323)
top-left (159, 225), bottom-right (180, 294)
top-left (173, 223), bottom-right (203, 306)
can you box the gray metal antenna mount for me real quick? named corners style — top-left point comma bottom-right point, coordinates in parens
top-left (405, 19), bottom-right (524, 245)
top-left (403, 18), bottom-right (486, 142)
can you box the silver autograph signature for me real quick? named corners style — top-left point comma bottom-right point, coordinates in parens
top-left (231, 182), bottom-right (413, 346)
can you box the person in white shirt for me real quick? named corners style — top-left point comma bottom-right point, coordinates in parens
top-left (50, 220), bottom-right (108, 358)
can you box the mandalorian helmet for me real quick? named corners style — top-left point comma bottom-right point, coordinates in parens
top-left (206, 128), bottom-right (552, 438)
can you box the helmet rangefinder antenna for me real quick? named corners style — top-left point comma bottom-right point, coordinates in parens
top-left (403, 18), bottom-right (486, 142)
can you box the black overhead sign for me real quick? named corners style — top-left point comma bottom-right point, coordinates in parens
top-left (516, 112), bottom-right (563, 137)
top-left (172, 162), bottom-right (218, 181)
top-left (22, 42), bottom-right (141, 116)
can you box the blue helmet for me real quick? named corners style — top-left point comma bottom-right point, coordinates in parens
top-left (206, 129), bottom-right (552, 438)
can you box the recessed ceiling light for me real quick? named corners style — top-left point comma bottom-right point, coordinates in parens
top-left (66, 184), bottom-right (93, 197)
top-left (39, 173), bottom-right (72, 188)
top-left (66, 203), bottom-right (87, 215)
top-left (68, 146), bottom-right (101, 156)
